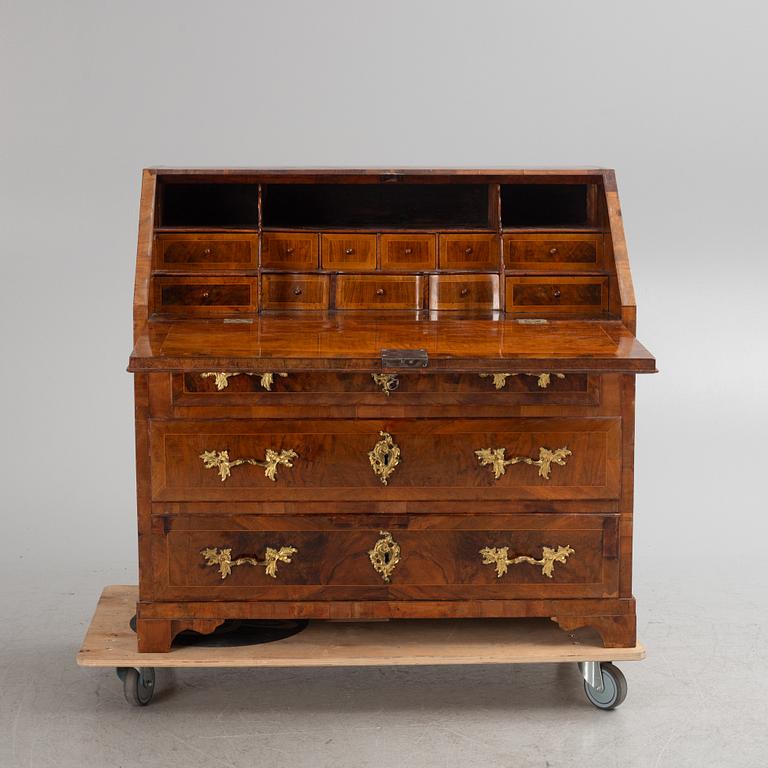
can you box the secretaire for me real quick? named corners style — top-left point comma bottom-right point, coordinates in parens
top-left (128, 168), bottom-right (656, 652)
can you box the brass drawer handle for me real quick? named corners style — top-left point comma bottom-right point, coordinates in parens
top-left (371, 373), bottom-right (399, 395)
top-left (475, 446), bottom-right (571, 480)
top-left (479, 372), bottom-right (566, 390)
top-left (368, 530), bottom-right (401, 583)
top-left (201, 545), bottom-right (298, 580)
top-left (200, 372), bottom-right (288, 391)
top-left (480, 544), bottom-right (574, 579)
top-left (200, 448), bottom-right (298, 482)
top-left (368, 431), bottom-right (400, 485)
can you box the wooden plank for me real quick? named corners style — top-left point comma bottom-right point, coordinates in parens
top-left (77, 586), bottom-right (645, 668)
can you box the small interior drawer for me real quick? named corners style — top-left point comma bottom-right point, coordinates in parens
top-left (336, 275), bottom-right (422, 309)
top-left (153, 276), bottom-right (257, 315)
top-left (154, 234), bottom-right (258, 271)
top-left (380, 234), bottom-right (436, 271)
top-left (439, 234), bottom-right (499, 270)
top-left (321, 234), bottom-right (377, 270)
top-left (262, 233), bottom-right (319, 269)
top-left (428, 274), bottom-right (500, 310)
top-left (504, 234), bottom-right (604, 271)
top-left (506, 277), bottom-right (609, 315)
top-left (262, 274), bottom-right (329, 310)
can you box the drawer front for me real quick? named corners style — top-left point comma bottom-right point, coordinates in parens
top-left (262, 233), bottom-right (319, 269)
top-left (261, 274), bottom-right (329, 310)
top-left (439, 234), bottom-right (499, 270)
top-left (506, 277), bottom-right (608, 314)
top-left (150, 417), bottom-right (620, 502)
top-left (153, 513), bottom-right (618, 601)
top-left (428, 274), bottom-right (500, 310)
top-left (321, 234), bottom-right (377, 270)
top-left (154, 234), bottom-right (258, 271)
top-left (173, 371), bottom-right (599, 410)
top-left (380, 234), bottom-right (436, 271)
top-left (504, 234), bottom-right (604, 271)
top-left (336, 275), bottom-right (422, 310)
top-left (153, 277), bottom-right (257, 315)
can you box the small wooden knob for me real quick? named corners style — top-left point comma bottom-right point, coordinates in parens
top-left (293, 286), bottom-right (302, 296)
top-left (286, 247), bottom-right (294, 254)
top-left (344, 247), bottom-right (354, 255)
top-left (460, 287), bottom-right (470, 297)
top-left (201, 291), bottom-right (210, 299)
top-left (552, 288), bottom-right (562, 299)
top-left (404, 247), bottom-right (413, 255)
top-left (464, 247), bottom-right (473, 255)
top-left (203, 247), bottom-right (212, 256)
top-left (376, 288), bottom-right (385, 296)
top-left (549, 247), bottom-right (558, 255)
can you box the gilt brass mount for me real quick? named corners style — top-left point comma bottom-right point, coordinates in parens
top-left (368, 431), bottom-right (401, 485)
top-left (371, 373), bottom-right (400, 395)
top-left (479, 372), bottom-right (566, 390)
top-left (368, 530), bottom-right (401, 583)
top-left (479, 545), bottom-right (574, 578)
top-left (201, 545), bottom-right (298, 579)
top-left (200, 372), bottom-right (288, 391)
top-left (200, 448), bottom-right (298, 482)
top-left (475, 446), bottom-right (571, 480)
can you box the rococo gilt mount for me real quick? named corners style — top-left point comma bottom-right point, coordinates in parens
top-left (128, 168), bottom-right (656, 652)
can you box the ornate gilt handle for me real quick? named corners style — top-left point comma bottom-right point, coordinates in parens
top-left (480, 545), bottom-right (574, 578)
top-left (371, 373), bottom-right (399, 395)
top-left (201, 372), bottom-right (288, 391)
top-left (479, 373), bottom-right (566, 389)
top-left (368, 530), bottom-right (401, 583)
top-left (475, 446), bottom-right (571, 480)
top-left (200, 448), bottom-right (298, 482)
top-left (201, 546), bottom-right (298, 579)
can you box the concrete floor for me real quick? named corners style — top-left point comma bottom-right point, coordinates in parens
top-left (1, 564), bottom-right (766, 768)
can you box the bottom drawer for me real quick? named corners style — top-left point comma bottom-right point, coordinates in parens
top-left (151, 513), bottom-right (618, 601)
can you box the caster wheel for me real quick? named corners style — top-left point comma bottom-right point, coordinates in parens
top-left (117, 667), bottom-right (155, 706)
top-left (583, 662), bottom-right (627, 710)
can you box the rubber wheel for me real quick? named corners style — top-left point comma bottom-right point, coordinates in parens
top-left (583, 662), bottom-right (627, 710)
top-left (119, 667), bottom-right (155, 706)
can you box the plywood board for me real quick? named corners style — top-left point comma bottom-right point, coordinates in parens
top-left (77, 586), bottom-right (645, 668)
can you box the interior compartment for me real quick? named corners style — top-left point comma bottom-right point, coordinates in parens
top-left (501, 184), bottom-right (590, 227)
top-left (263, 183), bottom-right (490, 229)
top-left (160, 182), bottom-right (260, 227)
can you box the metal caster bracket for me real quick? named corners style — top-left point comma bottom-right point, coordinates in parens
top-left (578, 660), bottom-right (605, 693)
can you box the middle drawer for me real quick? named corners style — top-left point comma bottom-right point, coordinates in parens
top-left (150, 417), bottom-right (620, 502)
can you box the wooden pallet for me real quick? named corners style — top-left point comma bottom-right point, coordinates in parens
top-left (77, 586), bottom-right (645, 668)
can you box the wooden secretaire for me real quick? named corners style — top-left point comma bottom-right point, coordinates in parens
top-left (128, 168), bottom-right (655, 652)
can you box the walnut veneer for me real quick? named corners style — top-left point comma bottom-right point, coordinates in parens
top-left (129, 168), bottom-right (655, 651)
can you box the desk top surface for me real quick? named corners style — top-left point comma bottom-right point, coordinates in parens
top-left (129, 315), bottom-right (656, 373)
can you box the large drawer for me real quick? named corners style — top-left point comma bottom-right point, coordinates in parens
top-left (172, 370), bottom-right (599, 408)
top-left (150, 512), bottom-right (619, 601)
top-left (150, 417), bottom-right (620, 501)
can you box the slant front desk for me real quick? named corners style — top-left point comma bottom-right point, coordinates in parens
top-left (129, 168), bottom-right (656, 652)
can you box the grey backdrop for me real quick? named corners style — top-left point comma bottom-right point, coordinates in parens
top-left (1, 2), bottom-right (767, 767)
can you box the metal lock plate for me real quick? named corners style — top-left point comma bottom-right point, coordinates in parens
top-left (381, 348), bottom-right (429, 368)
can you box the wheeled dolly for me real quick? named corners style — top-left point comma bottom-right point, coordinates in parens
top-left (79, 587), bottom-right (643, 710)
